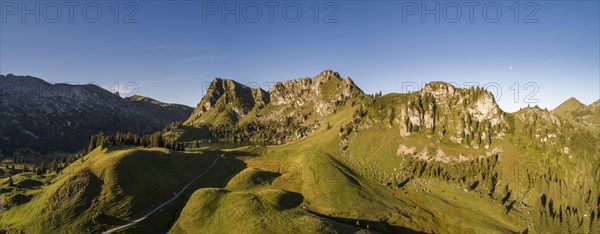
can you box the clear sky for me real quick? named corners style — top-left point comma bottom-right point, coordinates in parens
top-left (1, 0), bottom-right (598, 112)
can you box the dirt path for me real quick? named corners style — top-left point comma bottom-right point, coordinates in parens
top-left (103, 153), bottom-right (223, 234)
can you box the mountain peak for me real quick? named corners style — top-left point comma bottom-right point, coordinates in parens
top-left (210, 77), bottom-right (241, 90)
top-left (553, 97), bottom-right (586, 114)
top-left (185, 77), bottom-right (269, 125)
top-left (315, 69), bottom-right (341, 80)
top-left (186, 71), bottom-right (366, 126)
top-left (269, 70), bottom-right (363, 112)
top-left (422, 81), bottom-right (457, 97)
top-left (1, 74), bottom-right (52, 87)
top-left (126, 95), bottom-right (191, 109)
top-left (566, 97), bottom-right (585, 106)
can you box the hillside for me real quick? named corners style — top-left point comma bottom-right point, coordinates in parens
top-left (0, 146), bottom-right (229, 233)
top-left (1, 70), bottom-right (599, 233)
top-left (0, 74), bottom-right (193, 152)
top-left (164, 71), bottom-right (600, 233)
top-left (552, 97), bottom-right (600, 130)
top-left (553, 97), bottom-right (586, 115)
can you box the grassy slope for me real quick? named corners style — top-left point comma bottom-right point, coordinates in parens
top-left (552, 97), bottom-right (586, 116)
top-left (0, 172), bottom-right (49, 213)
top-left (552, 98), bottom-right (600, 132)
top-left (0, 146), bottom-right (219, 233)
top-left (169, 188), bottom-right (358, 233)
top-left (170, 99), bottom-right (528, 233)
top-left (344, 125), bottom-right (526, 233)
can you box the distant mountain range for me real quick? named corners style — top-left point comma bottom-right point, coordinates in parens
top-left (0, 74), bottom-right (192, 151)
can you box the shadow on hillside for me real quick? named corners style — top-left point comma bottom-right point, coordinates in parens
top-left (306, 209), bottom-right (426, 234)
top-left (203, 148), bottom-right (260, 158)
top-left (125, 149), bottom-right (250, 233)
top-left (178, 126), bottom-right (212, 142)
top-left (277, 190), bottom-right (304, 210)
top-left (16, 179), bottom-right (43, 188)
top-left (200, 149), bottom-right (256, 185)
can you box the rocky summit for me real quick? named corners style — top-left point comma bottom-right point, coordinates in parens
top-left (181, 70), bottom-right (365, 143)
top-left (185, 78), bottom-right (269, 126)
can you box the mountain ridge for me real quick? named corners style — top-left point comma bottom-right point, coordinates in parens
top-left (179, 70), bottom-right (507, 149)
top-left (1, 70), bottom-right (599, 233)
top-left (0, 74), bottom-right (193, 151)
top-left (552, 96), bottom-right (600, 131)
top-left (185, 70), bottom-right (364, 126)
top-left (553, 97), bottom-right (586, 113)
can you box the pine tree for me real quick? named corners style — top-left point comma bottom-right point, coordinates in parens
top-left (466, 114), bottom-right (472, 127)
top-left (150, 132), bottom-right (164, 148)
top-left (474, 132), bottom-right (481, 147)
top-left (101, 139), bottom-right (109, 149)
top-left (35, 161), bottom-right (46, 175)
top-left (8, 176), bottom-right (14, 186)
top-left (38, 161), bottom-right (45, 175)
top-left (49, 159), bottom-right (58, 172)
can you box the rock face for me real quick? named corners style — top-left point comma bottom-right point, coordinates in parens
top-left (183, 70), bottom-right (364, 142)
top-left (269, 70), bottom-right (360, 115)
top-left (389, 82), bottom-right (505, 148)
top-left (516, 106), bottom-right (565, 145)
top-left (0, 74), bottom-right (193, 151)
top-left (187, 71), bottom-right (362, 125)
top-left (185, 78), bottom-right (269, 125)
top-left (183, 71), bottom-right (510, 148)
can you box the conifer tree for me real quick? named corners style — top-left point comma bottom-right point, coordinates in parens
top-left (38, 161), bottom-right (45, 175)
top-left (100, 138), bottom-right (109, 150)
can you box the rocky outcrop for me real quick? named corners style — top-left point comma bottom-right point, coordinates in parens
top-left (515, 106), bottom-right (565, 146)
top-left (186, 70), bottom-right (363, 124)
top-left (185, 78), bottom-right (269, 125)
top-left (183, 70), bottom-right (366, 143)
top-left (269, 70), bottom-right (362, 115)
top-left (391, 82), bottom-right (505, 148)
top-left (184, 72), bottom-right (508, 148)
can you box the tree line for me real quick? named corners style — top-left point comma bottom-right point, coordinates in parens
top-left (87, 131), bottom-right (186, 153)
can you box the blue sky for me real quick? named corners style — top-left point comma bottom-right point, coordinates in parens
top-left (1, 0), bottom-right (598, 112)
